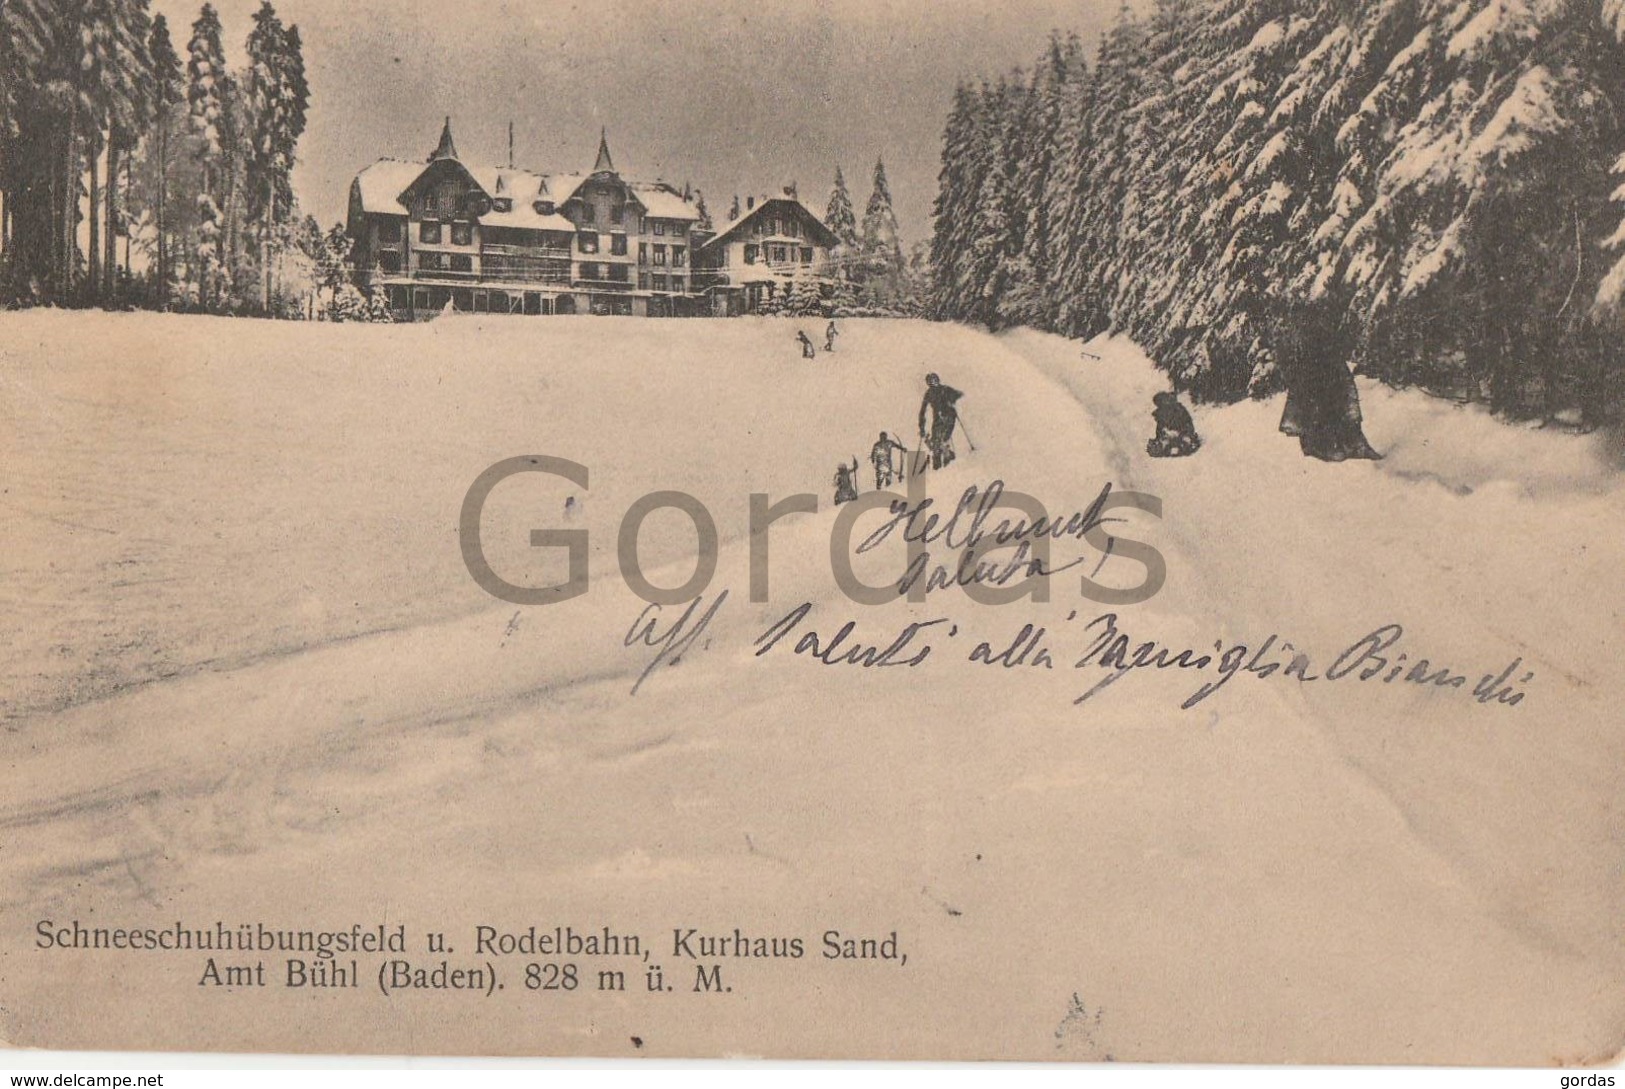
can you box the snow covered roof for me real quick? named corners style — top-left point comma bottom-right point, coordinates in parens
top-left (347, 160), bottom-right (592, 233)
top-left (353, 159), bottom-right (428, 215)
top-left (631, 182), bottom-right (702, 221)
top-left (350, 130), bottom-right (701, 229)
top-left (467, 166), bottom-right (577, 232)
top-left (701, 195), bottom-right (837, 250)
top-left (545, 173), bottom-right (589, 205)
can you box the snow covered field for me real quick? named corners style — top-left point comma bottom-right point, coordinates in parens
top-left (1, 311), bottom-right (1621, 1063)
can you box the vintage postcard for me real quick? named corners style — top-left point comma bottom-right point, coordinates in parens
top-left (2, 0), bottom-right (1623, 1067)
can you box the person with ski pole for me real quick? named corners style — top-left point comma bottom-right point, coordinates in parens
top-left (917, 372), bottom-right (964, 470)
top-left (833, 457), bottom-right (860, 505)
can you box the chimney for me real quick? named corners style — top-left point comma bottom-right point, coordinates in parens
top-left (747, 196), bottom-right (755, 210)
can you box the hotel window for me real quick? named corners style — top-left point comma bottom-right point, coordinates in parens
top-left (420, 220), bottom-right (442, 244)
top-left (744, 244), bottom-right (759, 265)
top-left (611, 234), bottom-right (628, 256)
top-left (786, 219), bottom-right (799, 239)
top-left (378, 252), bottom-right (402, 274)
top-left (638, 242), bottom-right (648, 264)
top-left (801, 247), bottom-right (813, 265)
top-left (451, 222), bottom-right (473, 246)
top-left (771, 244), bottom-right (787, 264)
top-left (450, 254), bottom-right (473, 272)
top-left (418, 252), bottom-right (443, 271)
top-left (578, 232), bottom-right (599, 254)
top-left (673, 246), bottom-right (686, 268)
top-left (672, 223), bottom-right (686, 238)
top-left (581, 262), bottom-right (600, 281)
top-left (671, 276), bottom-right (684, 294)
top-left (653, 274), bottom-right (667, 291)
top-left (653, 245), bottom-right (667, 266)
top-left (638, 271), bottom-right (649, 289)
top-left (378, 220), bottom-right (401, 244)
top-left (654, 221), bottom-right (666, 236)
top-left (581, 202), bottom-right (596, 224)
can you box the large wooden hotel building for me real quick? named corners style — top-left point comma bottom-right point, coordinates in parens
top-left (346, 121), bottom-right (840, 319)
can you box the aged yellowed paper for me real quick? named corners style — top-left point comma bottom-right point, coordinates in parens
top-left (2, 0), bottom-right (1623, 1066)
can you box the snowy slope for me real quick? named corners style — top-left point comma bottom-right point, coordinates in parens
top-left (1, 312), bottom-right (1621, 1063)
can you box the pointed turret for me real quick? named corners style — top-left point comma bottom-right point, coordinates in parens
top-left (429, 117), bottom-right (458, 162)
top-left (593, 128), bottom-right (615, 175)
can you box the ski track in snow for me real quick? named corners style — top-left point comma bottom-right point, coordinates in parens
top-left (1, 311), bottom-right (1622, 1062)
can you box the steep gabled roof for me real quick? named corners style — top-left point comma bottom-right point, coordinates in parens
top-left (351, 159), bottom-right (576, 231)
top-left (699, 196), bottom-right (838, 251)
top-left (354, 159), bottom-right (430, 214)
top-left (350, 125), bottom-right (702, 231)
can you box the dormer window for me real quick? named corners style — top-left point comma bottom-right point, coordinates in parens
top-left (535, 200), bottom-right (554, 216)
top-left (493, 198), bottom-right (513, 213)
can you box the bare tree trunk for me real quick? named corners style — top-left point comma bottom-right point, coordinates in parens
top-left (263, 176), bottom-right (273, 313)
top-left (156, 118), bottom-right (168, 304)
top-left (104, 137), bottom-right (120, 301)
top-left (88, 141), bottom-right (101, 302)
top-left (122, 151), bottom-right (133, 287)
top-left (60, 117), bottom-right (75, 300)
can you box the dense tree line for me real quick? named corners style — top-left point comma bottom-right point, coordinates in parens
top-left (932, 0), bottom-right (1625, 453)
top-left (820, 158), bottom-right (928, 316)
top-left (1, 0), bottom-right (310, 314)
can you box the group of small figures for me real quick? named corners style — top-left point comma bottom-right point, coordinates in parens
top-left (818, 347), bottom-right (1205, 507)
top-left (795, 322), bottom-right (840, 359)
top-left (831, 373), bottom-right (966, 506)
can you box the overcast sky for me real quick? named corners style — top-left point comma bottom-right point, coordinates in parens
top-left (150, 0), bottom-right (1130, 242)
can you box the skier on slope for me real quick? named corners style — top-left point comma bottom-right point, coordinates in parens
top-left (833, 457), bottom-right (860, 505)
top-left (917, 373), bottom-right (964, 471)
top-left (797, 331), bottom-right (817, 359)
top-left (1147, 392), bottom-right (1202, 458)
top-left (870, 432), bottom-right (908, 488)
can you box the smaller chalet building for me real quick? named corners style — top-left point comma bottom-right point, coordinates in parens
top-left (346, 121), bottom-right (841, 319)
top-left (693, 193), bottom-right (840, 315)
top-left (347, 121), bottom-right (706, 319)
